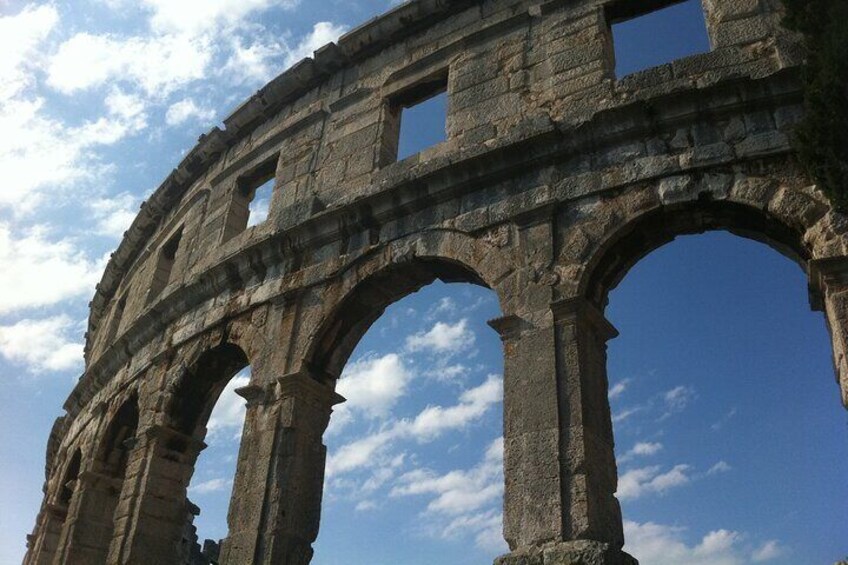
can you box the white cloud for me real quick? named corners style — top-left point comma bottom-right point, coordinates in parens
top-left (0, 224), bottom-right (104, 314)
top-left (612, 405), bottom-right (645, 424)
top-left (711, 407), bottom-right (738, 431)
top-left (751, 540), bottom-right (785, 562)
top-left (339, 354), bottom-right (413, 419)
top-left (47, 32), bottom-right (212, 96)
top-left (624, 520), bottom-right (746, 565)
top-left (0, 5), bottom-right (58, 100)
top-left (207, 372), bottom-right (250, 439)
top-left (707, 461), bottom-right (732, 475)
top-left (189, 477), bottom-right (233, 495)
top-left (165, 98), bottom-right (216, 126)
top-left (89, 193), bottom-right (140, 238)
top-left (659, 385), bottom-right (695, 420)
top-left (284, 21), bottom-right (348, 67)
top-left (406, 319), bottom-right (475, 355)
top-left (325, 427), bottom-right (398, 476)
top-left (608, 378), bottom-right (631, 400)
top-left (618, 442), bottom-right (663, 463)
top-left (222, 35), bottom-right (288, 85)
top-left (392, 437), bottom-right (503, 515)
top-left (326, 375), bottom-right (502, 476)
top-left (390, 438), bottom-right (506, 551)
top-left (328, 353), bottom-right (414, 436)
top-left (140, 0), bottom-right (299, 36)
top-left (0, 315), bottom-right (83, 373)
top-left (0, 94), bottom-right (147, 213)
top-left (427, 297), bottom-right (457, 319)
top-left (355, 500), bottom-right (377, 512)
top-left (618, 464), bottom-right (691, 500)
top-left (408, 374), bottom-right (502, 441)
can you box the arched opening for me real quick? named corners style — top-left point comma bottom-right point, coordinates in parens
top-left (54, 394), bottom-right (138, 563)
top-left (590, 206), bottom-right (848, 562)
top-left (172, 343), bottom-right (250, 564)
top-left (57, 449), bottom-right (82, 509)
top-left (310, 259), bottom-right (507, 564)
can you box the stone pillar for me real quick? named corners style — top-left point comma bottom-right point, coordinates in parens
top-left (810, 257), bottom-right (848, 409)
top-left (24, 504), bottom-right (67, 565)
top-left (492, 297), bottom-right (634, 565)
top-left (53, 470), bottom-right (123, 564)
top-left (106, 425), bottom-right (205, 565)
top-left (220, 371), bottom-right (344, 565)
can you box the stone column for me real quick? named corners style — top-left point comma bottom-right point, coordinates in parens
top-left (220, 371), bottom-right (344, 565)
top-left (493, 297), bottom-right (634, 565)
top-left (106, 425), bottom-right (206, 565)
top-left (810, 257), bottom-right (848, 409)
top-left (218, 382), bottom-right (277, 562)
top-left (24, 504), bottom-right (67, 565)
top-left (53, 470), bottom-right (123, 564)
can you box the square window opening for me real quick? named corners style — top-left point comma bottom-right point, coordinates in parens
top-left (222, 157), bottom-right (278, 242)
top-left (246, 176), bottom-right (274, 228)
top-left (381, 72), bottom-right (448, 165)
top-left (607, 0), bottom-right (710, 78)
top-left (148, 227), bottom-right (183, 303)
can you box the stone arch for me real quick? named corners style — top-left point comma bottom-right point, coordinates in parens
top-left (51, 392), bottom-right (140, 564)
top-left (570, 175), bottom-right (848, 410)
top-left (166, 342), bottom-right (250, 439)
top-left (57, 448), bottom-right (82, 509)
top-left (579, 196), bottom-right (811, 310)
top-left (303, 228), bottom-right (515, 380)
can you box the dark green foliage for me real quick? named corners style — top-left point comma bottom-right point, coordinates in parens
top-left (781, 0), bottom-right (848, 210)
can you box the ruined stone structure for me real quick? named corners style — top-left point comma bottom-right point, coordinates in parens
top-left (24, 0), bottom-right (848, 563)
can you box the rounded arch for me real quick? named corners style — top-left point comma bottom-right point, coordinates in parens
top-left (579, 198), bottom-right (811, 310)
top-left (167, 342), bottom-right (250, 439)
top-left (57, 448), bottom-right (82, 508)
top-left (96, 392), bottom-right (140, 477)
top-left (304, 229), bottom-right (513, 379)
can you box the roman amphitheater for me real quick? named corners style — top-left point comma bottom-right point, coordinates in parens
top-left (24, 0), bottom-right (848, 563)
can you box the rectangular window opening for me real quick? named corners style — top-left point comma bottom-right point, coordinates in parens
top-left (607, 0), bottom-right (710, 78)
top-left (222, 157), bottom-right (278, 242)
top-left (381, 71), bottom-right (448, 166)
top-left (148, 227), bottom-right (183, 303)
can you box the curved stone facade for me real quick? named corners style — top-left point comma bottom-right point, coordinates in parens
top-left (24, 1), bottom-right (848, 564)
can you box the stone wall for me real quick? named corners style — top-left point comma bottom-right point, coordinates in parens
top-left (25, 1), bottom-right (848, 564)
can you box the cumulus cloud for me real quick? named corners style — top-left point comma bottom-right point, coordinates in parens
top-left (0, 225), bottom-right (104, 314)
top-left (751, 540), bottom-right (785, 562)
top-left (0, 315), bottom-right (83, 373)
top-left (284, 21), bottom-right (348, 67)
top-left (707, 461), bottom-right (732, 475)
top-left (140, 0), bottom-right (299, 36)
top-left (88, 193), bottom-right (140, 238)
top-left (207, 372), bottom-right (250, 439)
top-left (47, 32), bottom-right (212, 96)
top-left (406, 319), bottom-right (475, 355)
top-left (328, 353), bottom-right (414, 435)
top-left (189, 477), bottom-right (233, 495)
top-left (0, 5), bottom-right (58, 99)
top-left (325, 375), bottom-right (502, 476)
top-left (391, 438), bottom-right (506, 551)
top-left (408, 374), bottom-right (502, 441)
top-left (618, 464), bottom-right (692, 500)
top-left (624, 520), bottom-right (743, 565)
top-left (618, 442), bottom-right (663, 463)
top-left (165, 98), bottom-right (216, 126)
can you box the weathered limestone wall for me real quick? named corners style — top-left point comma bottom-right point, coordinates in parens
top-left (25, 0), bottom-right (848, 564)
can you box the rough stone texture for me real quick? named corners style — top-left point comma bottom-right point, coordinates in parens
top-left (24, 0), bottom-right (848, 564)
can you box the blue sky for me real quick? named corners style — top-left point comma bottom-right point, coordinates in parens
top-left (0, 1), bottom-right (845, 564)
